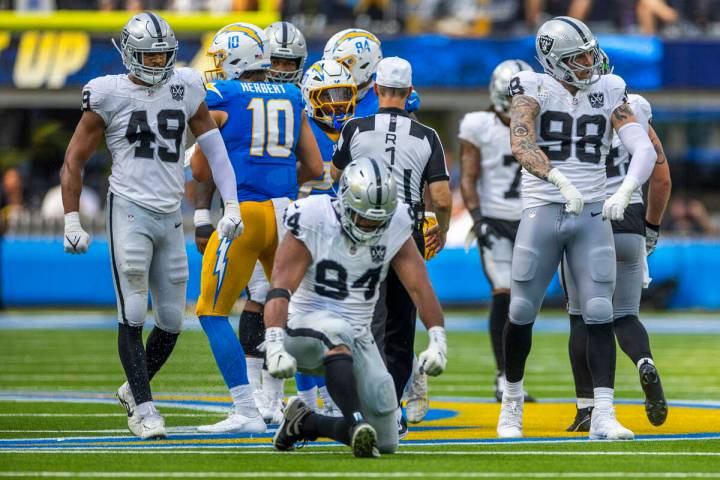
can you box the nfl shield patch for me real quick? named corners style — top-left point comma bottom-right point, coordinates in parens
top-left (538, 35), bottom-right (555, 55)
top-left (170, 84), bottom-right (185, 101)
top-left (370, 245), bottom-right (386, 264)
top-left (588, 92), bottom-right (604, 108)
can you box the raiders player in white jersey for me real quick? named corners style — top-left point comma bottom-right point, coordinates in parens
top-left (496, 16), bottom-right (659, 441)
top-left (263, 158), bottom-right (447, 457)
top-left (563, 93), bottom-right (671, 432)
top-left (459, 59), bottom-right (536, 403)
top-left (61, 13), bottom-right (242, 439)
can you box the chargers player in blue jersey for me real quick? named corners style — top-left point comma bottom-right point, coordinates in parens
top-left (323, 28), bottom-right (421, 117)
top-left (292, 59), bottom-right (358, 415)
top-left (189, 22), bottom-right (322, 434)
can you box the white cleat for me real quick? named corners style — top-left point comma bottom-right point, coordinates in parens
top-left (497, 394), bottom-right (524, 438)
top-left (406, 369), bottom-right (429, 424)
top-left (197, 408), bottom-right (267, 434)
top-left (589, 410), bottom-right (634, 440)
top-left (116, 382), bottom-right (142, 436)
top-left (126, 403), bottom-right (166, 440)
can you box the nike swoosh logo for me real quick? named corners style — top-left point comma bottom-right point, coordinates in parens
top-left (591, 212), bottom-right (602, 217)
top-left (175, 222), bottom-right (182, 228)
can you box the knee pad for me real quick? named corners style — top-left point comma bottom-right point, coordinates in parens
top-left (508, 297), bottom-right (536, 325)
top-left (589, 247), bottom-right (616, 283)
top-left (123, 292), bottom-right (148, 327)
top-left (364, 371), bottom-right (397, 416)
top-left (153, 304), bottom-right (183, 334)
top-left (583, 297), bottom-right (613, 324)
top-left (239, 311), bottom-right (265, 358)
top-left (511, 246), bottom-right (538, 282)
top-left (378, 440), bottom-right (398, 455)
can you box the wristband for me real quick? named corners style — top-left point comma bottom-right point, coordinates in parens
top-left (266, 288), bottom-right (292, 302)
top-left (194, 209), bottom-right (212, 227)
top-left (64, 211), bottom-right (81, 229)
top-left (469, 207), bottom-right (483, 225)
top-left (645, 221), bottom-right (660, 232)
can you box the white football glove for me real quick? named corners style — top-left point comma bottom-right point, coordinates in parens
top-left (216, 200), bottom-right (243, 240)
top-left (63, 212), bottom-right (90, 254)
top-left (548, 168), bottom-right (584, 215)
top-left (418, 326), bottom-right (447, 377)
top-left (264, 327), bottom-right (297, 379)
top-left (603, 176), bottom-right (640, 221)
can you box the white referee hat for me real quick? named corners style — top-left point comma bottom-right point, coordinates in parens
top-left (375, 57), bottom-right (412, 88)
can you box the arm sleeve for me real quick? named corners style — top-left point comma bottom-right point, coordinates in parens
top-left (81, 78), bottom-right (112, 125)
top-left (331, 119), bottom-right (357, 170)
top-left (425, 129), bottom-right (450, 184)
top-left (617, 122), bottom-right (657, 186)
top-left (196, 128), bottom-right (238, 203)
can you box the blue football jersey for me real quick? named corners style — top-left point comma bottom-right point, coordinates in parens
top-left (355, 87), bottom-right (421, 118)
top-left (298, 116), bottom-right (340, 198)
top-left (205, 80), bottom-right (303, 202)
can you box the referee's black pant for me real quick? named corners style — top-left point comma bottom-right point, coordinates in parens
top-left (371, 231), bottom-right (425, 406)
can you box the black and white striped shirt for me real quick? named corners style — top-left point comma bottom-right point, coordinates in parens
top-left (332, 107), bottom-right (449, 208)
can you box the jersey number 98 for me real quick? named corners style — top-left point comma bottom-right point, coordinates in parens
top-left (248, 98), bottom-right (295, 158)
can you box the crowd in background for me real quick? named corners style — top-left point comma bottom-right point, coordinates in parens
top-left (3, 0), bottom-right (720, 36)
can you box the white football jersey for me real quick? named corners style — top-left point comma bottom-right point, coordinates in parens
top-left (510, 71), bottom-right (628, 209)
top-left (287, 195), bottom-right (413, 333)
top-left (82, 68), bottom-right (206, 213)
top-left (458, 111), bottom-right (522, 221)
top-left (605, 94), bottom-right (652, 205)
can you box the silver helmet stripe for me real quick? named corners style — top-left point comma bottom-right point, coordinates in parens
top-left (557, 17), bottom-right (588, 43)
top-left (281, 21), bottom-right (288, 47)
top-left (369, 158), bottom-right (383, 208)
top-left (146, 12), bottom-right (164, 40)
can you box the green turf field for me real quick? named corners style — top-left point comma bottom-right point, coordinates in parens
top-left (1, 319), bottom-right (719, 479)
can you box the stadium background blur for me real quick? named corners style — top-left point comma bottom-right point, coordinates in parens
top-left (1, 0), bottom-right (719, 310)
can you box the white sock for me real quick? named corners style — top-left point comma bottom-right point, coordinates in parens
top-left (593, 387), bottom-right (614, 414)
top-left (318, 386), bottom-right (338, 411)
top-left (229, 384), bottom-right (259, 416)
top-left (504, 379), bottom-right (523, 398)
top-left (577, 398), bottom-right (594, 410)
top-left (297, 386), bottom-right (318, 412)
top-left (246, 357), bottom-right (263, 392)
top-left (261, 369), bottom-right (284, 403)
top-left (636, 357), bottom-right (654, 370)
top-left (136, 401), bottom-right (155, 417)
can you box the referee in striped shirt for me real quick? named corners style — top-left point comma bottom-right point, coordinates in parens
top-left (331, 57), bottom-right (452, 432)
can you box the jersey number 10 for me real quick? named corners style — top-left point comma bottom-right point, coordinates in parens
top-left (247, 98), bottom-right (295, 158)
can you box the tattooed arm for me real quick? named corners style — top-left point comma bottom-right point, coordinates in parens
top-left (509, 95), bottom-right (551, 180)
top-left (610, 101), bottom-right (638, 130)
top-left (645, 125), bottom-right (671, 227)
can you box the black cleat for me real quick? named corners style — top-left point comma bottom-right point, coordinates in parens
top-left (272, 396), bottom-right (313, 451)
top-left (397, 414), bottom-right (408, 439)
top-left (639, 361), bottom-right (668, 426)
top-left (351, 422), bottom-right (380, 458)
top-left (566, 406), bottom-right (592, 432)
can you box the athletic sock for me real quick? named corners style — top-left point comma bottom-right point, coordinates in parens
top-left (503, 322), bottom-right (534, 383)
top-left (614, 315), bottom-right (653, 366)
top-left (323, 354), bottom-right (364, 426)
top-left (593, 387), bottom-right (614, 415)
top-left (118, 323), bottom-right (152, 405)
top-left (144, 327), bottom-right (179, 381)
top-left (198, 315), bottom-right (249, 389)
top-left (505, 379), bottom-right (524, 398)
top-left (577, 398), bottom-right (594, 409)
top-left (587, 322), bottom-right (616, 389)
top-left (136, 400), bottom-right (156, 418)
top-left (297, 384), bottom-right (318, 411)
top-left (636, 357), bottom-right (654, 370)
top-left (302, 412), bottom-right (351, 446)
top-left (262, 368), bottom-right (284, 403)
top-left (318, 385), bottom-right (338, 411)
top-left (489, 292), bottom-right (510, 373)
top-left (229, 384), bottom-right (259, 417)
top-left (246, 357), bottom-right (264, 392)
top-left (568, 314), bottom-right (594, 400)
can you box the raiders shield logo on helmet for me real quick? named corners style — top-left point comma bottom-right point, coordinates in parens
top-left (170, 84), bottom-right (185, 101)
top-left (370, 245), bottom-right (386, 264)
top-left (538, 35), bottom-right (555, 55)
top-left (588, 92), bottom-right (605, 108)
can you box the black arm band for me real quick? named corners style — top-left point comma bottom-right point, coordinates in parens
top-left (266, 288), bottom-right (292, 302)
top-left (645, 221), bottom-right (660, 232)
